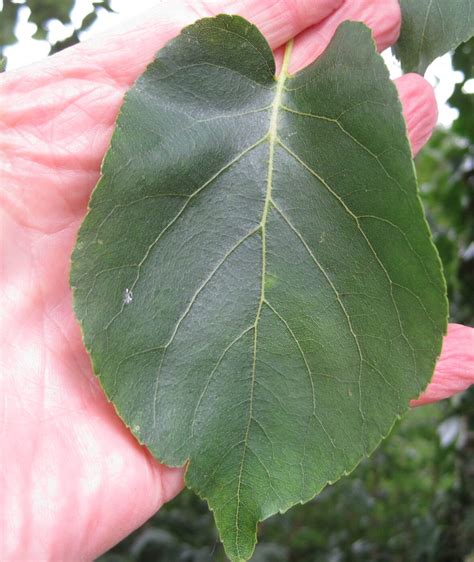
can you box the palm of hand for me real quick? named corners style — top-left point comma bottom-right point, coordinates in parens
top-left (1, 1), bottom-right (471, 560)
top-left (0, 26), bottom-right (184, 562)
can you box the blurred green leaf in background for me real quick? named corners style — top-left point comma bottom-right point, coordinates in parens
top-left (0, 0), bottom-right (114, 58)
top-left (1, 1), bottom-right (472, 560)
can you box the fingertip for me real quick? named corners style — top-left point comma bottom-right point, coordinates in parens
top-left (410, 324), bottom-right (474, 407)
top-left (289, 0), bottom-right (401, 73)
top-left (151, 460), bottom-right (185, 505)
top-left (395, 74), bottom-right (438, 156)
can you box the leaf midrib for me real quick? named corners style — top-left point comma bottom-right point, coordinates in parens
top-left (233, 39), bottom-right (293, 558)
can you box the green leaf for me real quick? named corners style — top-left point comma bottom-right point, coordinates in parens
top-left (78, 11), bottom-right (98, 34)
top-left (449, 38), bottom-right (474, 142)
top-left (32, 26), bottom-right (48, 41)
top-left (71, 16), bottom-right (447, 561)
top-left (26, 0), bottom-right (75, 26)
top-left (394, 0), bottom-right (474, 74)
top-left (0, 1), bottom-right (21, 50)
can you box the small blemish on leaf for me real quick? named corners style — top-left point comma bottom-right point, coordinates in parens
top-left (123, 288), bottom-right (133, 305)
top-left (264, 275), bottom-right (278, 291)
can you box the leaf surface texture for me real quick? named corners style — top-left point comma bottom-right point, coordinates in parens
top-left (71, 16), bottom-right (447, 561)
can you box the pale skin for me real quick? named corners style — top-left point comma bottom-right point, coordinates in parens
top-left (1, 1), bottom-right (473, 560)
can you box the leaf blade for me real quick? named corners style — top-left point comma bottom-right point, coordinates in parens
top-left (71, 16), bottom-right (448, 562)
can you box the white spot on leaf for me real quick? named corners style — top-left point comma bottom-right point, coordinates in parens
top-left (123, 288), bottom-right (133, 305)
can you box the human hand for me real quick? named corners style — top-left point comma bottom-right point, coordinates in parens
top-left (1, 1), bottom-right (472, 560)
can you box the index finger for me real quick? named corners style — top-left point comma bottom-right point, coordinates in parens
top-left (288, 0), bottom-right (401, 73)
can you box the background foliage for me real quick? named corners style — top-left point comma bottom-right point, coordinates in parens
top-left (1, 2), bottom-right (472, 560)
top-left (0, 0), bottom-right (114, 56)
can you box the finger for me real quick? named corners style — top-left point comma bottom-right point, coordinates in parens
top-left (288, 0), bottom-right (401, 73)
top-left (199, 0), bottom-right (344, 49)
top-left (395, 74), bottom-right (438, 156)
top-left (411, 324), bottom-right (474, 407)
top-left (45, 0), bottom-right (344, 88)
top-left (420, 325), bottom-right (474, 407)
